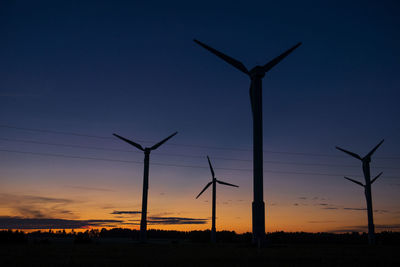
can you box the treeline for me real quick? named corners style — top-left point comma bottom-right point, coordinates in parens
top-left (1, 229), bottom-right (399, 245)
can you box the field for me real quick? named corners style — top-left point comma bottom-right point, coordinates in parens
top-left (2, 240), bottom-right (399, 266)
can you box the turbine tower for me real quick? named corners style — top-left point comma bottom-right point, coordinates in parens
top-left (196, 156), bottom-right (239, 243)
top-left (113, 131), bottom-right (177, 243)
top-left (336, 139), bottom-right (384, 245)
top-left (194, 39), bottom-right (301, 245)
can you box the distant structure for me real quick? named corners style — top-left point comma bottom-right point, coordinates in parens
top-left (113, 132), bottom-right (177, 242)
top-left (194, 39), bottom-right (301, 246)
top-left (336, 139), bottom-right (384, 245)
top-left (196, 156), bottom-right (239, 243)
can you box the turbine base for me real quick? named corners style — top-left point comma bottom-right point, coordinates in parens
top-left (252, 201), bottom-right (266, 246)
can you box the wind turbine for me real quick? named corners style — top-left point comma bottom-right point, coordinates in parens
top-left (194, 39), bottom-right (301, 245)
top-left (113, 131), bottom-right (177, 242)
top-left (196, 156), bottom-right (239, 243)
top-left (336, 139), bottom-right (384, 245)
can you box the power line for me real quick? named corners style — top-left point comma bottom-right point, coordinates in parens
top-left (1, 137), bottom-right (400, 170)
top-left (0, 125), bottom-right (112, 140)
top-left (1, 148), bottom-right (398, 179)
top-left (1, 124), bottom-right (399, 159)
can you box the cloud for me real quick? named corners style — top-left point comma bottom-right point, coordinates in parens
top-left (0, 193), bottom-right (77, 219)
top-left (148, 217), bottom-right (208, 225)
top-left (342, 207), bottom-right (389, 213)
top-left (65, 186), bottom-right (114, 192)
top-left (111, 211), bottom-right (141, 215)
top-left (0, 216), bottom-right (123, 229)
top-left (293, 203), bottom-right (308, 207)
top-left (374, 209), bottom-right (389, 213)
top-left (318, 203), bottom-right (390, 214)
top-left (0, 194), bottom-right (75, 205)
top-left (150, 212), bottom-right (173, 217)
top-left (128, 216), bottom-right (208, 225)
top-left (298, 197), bottom-right (307, 200)
top-left (307, 220), bottom-right (336, 223)
top-left (14, 207), bottom-right (46, 218)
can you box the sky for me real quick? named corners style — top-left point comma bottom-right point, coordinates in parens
top-left (0, 0), bottom-right (399, 233)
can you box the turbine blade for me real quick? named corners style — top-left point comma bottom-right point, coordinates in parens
top-left (365, 139), bottom-right (384, 159)
top-left (371, 172), bottom-right (383, 184)
top-left (216, 179), bottom-right (239, 187)
top-left (196, 181), bottom-right (212, 199)
top-left (335, 146), bottom-right (362, 160)
top-left (207, 156), bottom-right (215, 178)
top-left (344, 176), bottom-right (364, 187)
top-left (113, 133), bottom-right (144, 151)
top-left (193, 39), bottom-right (249, 75)
top-left (262, 42), bottom-right (302, 73)
top-left (150, 132), bottom-right (178, 150)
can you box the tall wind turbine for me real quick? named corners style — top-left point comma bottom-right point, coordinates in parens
top-left (196, 156), bottom-right (239, 243)
top-left (194, 39), bottom-right (301, 245)
top-left (336, 139), bottom-right (384, 245)
top-left (113, 131), bottom-right (177, 242)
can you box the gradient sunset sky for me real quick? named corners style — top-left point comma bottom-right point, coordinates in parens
top-left (1, 0), bottom-right (399, 233)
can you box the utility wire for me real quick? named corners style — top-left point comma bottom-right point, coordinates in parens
top-left (0, 149), bottom-right (398, 179)
top-left (1, 137), bottom-right (399, 170)
top-left (1, 124), bottom-right (399, 159)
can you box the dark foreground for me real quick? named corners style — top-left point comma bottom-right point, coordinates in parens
top-left (2, 241), bottom-right (399, 266)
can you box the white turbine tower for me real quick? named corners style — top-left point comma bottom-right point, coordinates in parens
top-left (196, 156), bottom-right (239, 243)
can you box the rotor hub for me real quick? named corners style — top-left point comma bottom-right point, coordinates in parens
top-left (250, 66), bottom-right (266, 79)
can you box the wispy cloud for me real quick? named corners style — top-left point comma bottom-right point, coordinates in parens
top-left (65, 186), bottom-right (114, 192)
top-left (0, 194), bottom-right (75, 204)
top-left (308, 220), bottom-right (336, 223)
top-left (316, 202), bottom-right (391, 214)
top-left (0, 193), bottom-right (77, 219)
top-left (148, 217), bottom-right (208, 225)
top-left (14, 207), bottom-right (46, 218)
top-left (111, 211), bottom-right (141, 215)
top-left (128, 216), bottom-right (208, 225)
top-left (340, 207), bottom-right (388, 213)
top-left (0, 216), bottom-right (123, 229)
top-left (343, 207), bottom-right (366, 211)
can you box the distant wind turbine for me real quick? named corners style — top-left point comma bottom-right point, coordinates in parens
top-left (113, 131), bottom-right (177, 243)
top-left (336, 139), bottom-right (384, 245)
top-left (196, 156), bottom-right (239, 243)
top-left (194, 39), bottom-right (301, 245)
